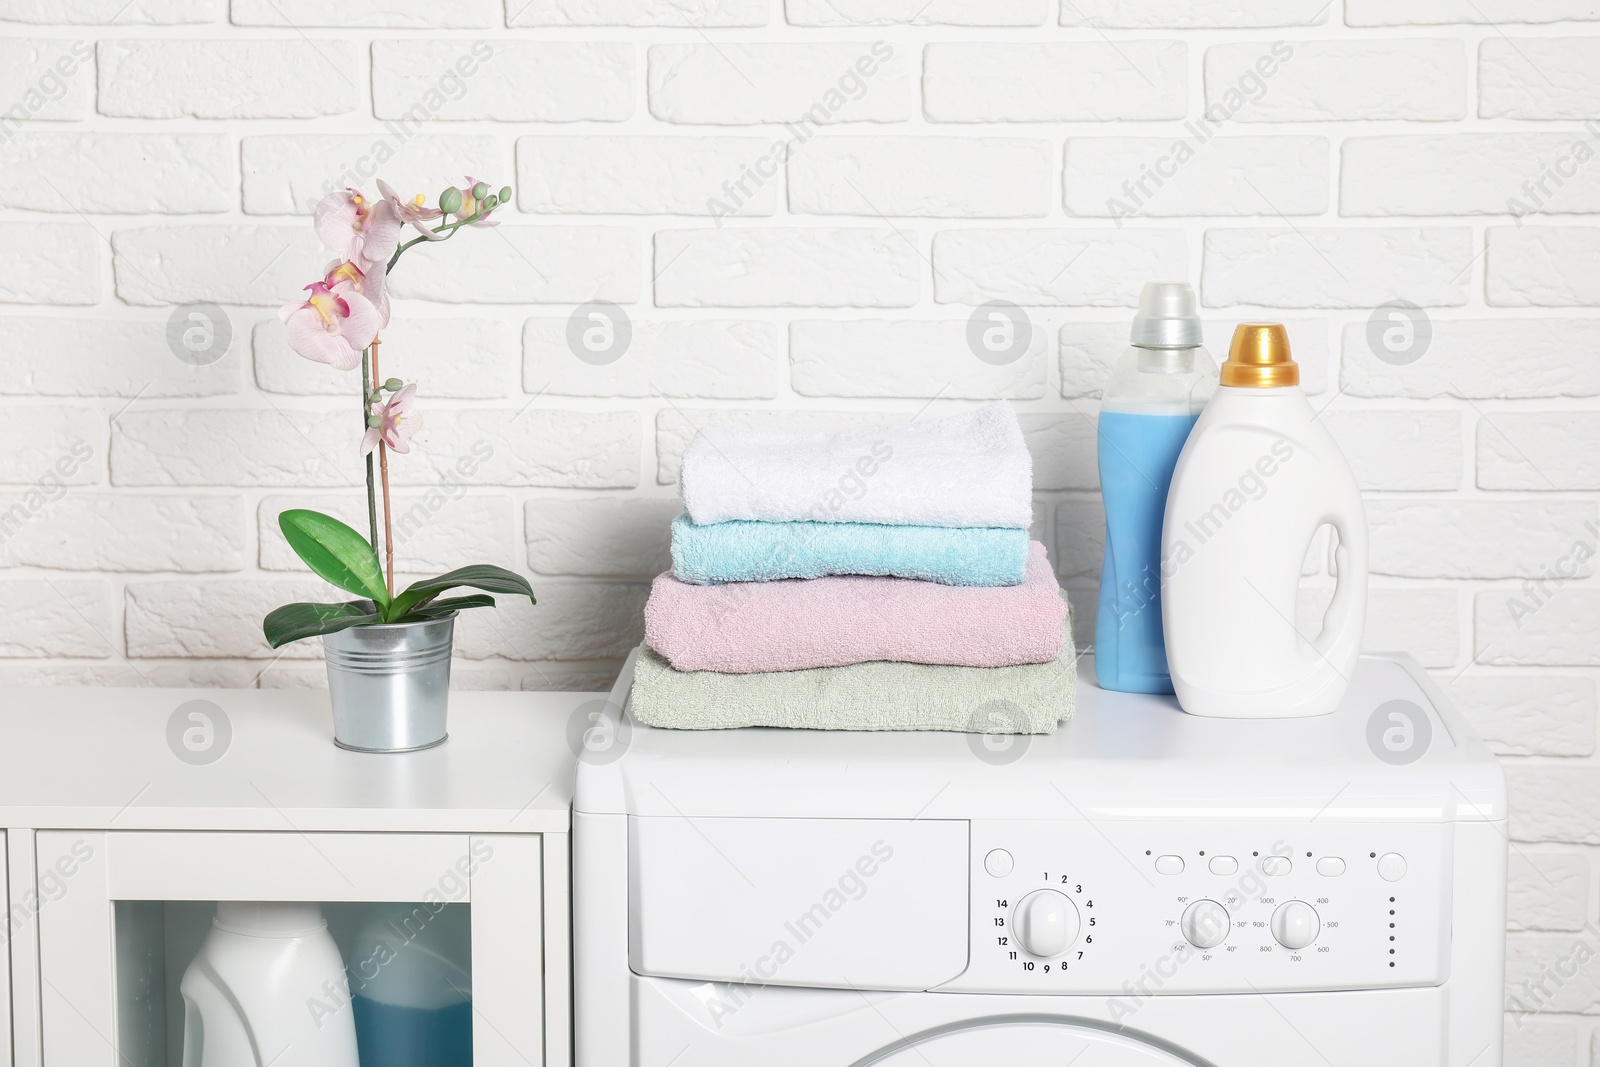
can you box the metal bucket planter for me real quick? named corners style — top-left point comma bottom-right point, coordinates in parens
top-left (322, 614), bottom-right (455, 752)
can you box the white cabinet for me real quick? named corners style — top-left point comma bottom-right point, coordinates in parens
top-left (0, 689), bottom-right (584, 1067)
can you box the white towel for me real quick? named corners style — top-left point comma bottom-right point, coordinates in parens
top-left (679, 402), bottom-right (1033, 529)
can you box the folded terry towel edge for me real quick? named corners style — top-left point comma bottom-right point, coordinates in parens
top-left (626, 592), bottom-right (1078, 734)
top-left (669, 512), bottom-right (1032, 587)
top-left (646, 540), bottom-right (1066, 674)
top-left (679, 401), bottom-right (1034, 530)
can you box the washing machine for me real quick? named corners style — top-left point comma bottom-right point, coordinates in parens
top-left (574, 653), bottom-right (1507, 1066)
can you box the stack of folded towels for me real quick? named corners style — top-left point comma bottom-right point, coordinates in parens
top-left (628, 402), bottom-right (1077, 733)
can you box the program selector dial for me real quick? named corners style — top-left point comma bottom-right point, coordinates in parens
top-left (1271, 900), bottom-right (1321, 950)
top-left (1180, 899), bottom-right (1230, 949)
top-left (1011, 890), bottom-right (1081, 958)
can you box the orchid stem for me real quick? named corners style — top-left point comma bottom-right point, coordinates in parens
top-left (361, 348), bottom-right (379, 556)
top-left (370, 337), bottom-right (396, 600)
top-left (385, 210), bottom-right (491, 272)
top-left (379, 443), bottom-right (395, 600)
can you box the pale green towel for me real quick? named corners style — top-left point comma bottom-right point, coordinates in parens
top-left (627, 595), bottom-right (1077, 733)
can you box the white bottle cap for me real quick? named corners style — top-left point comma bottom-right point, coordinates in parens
top-left (1130, 281), bottom-right (1202, 348)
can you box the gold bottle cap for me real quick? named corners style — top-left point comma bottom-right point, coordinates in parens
top-left (1222, 323), bottom-right (1300, 388)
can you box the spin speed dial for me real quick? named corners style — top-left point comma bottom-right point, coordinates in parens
top-left (1271, 900), bottom-right (1321, 950)
top-left (1011, 889), bottom-right (1081, 958)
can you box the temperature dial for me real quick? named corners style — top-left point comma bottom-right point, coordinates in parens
top-left (1012, 890), bottom-right (1081, 958)
top-left (1180, 899), bottom-right (1230, 949)
top-left (1271, 900), bottom-right (1321, 950)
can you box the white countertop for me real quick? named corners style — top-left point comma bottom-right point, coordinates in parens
top-left (0, 688), bottom-right (595, 833)
top-left (580, 654), bottom-right (1507, 825)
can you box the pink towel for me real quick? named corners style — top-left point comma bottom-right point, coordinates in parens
top-left (644, 541), bottom-right (1067, 673)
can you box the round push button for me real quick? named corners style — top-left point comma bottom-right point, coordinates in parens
top-left (1208, 855), bottom-right (1239, 876)
top-left (984, 849), bottom-right (1014, 878)
top-left (1262, 856), bottom-right (1291, 877)
top-left (1316, 856), bottom-right (1346, 877)
top-left (1155, 855), bottom-right (1185, 875)
top-left (1377, 853), bottom-right (1407, 882)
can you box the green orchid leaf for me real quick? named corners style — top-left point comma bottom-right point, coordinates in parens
top-left (397, 594), bottom-right (497, 622)
top-left (263, 600), bottom-right (380, 648)
top-left (386, 565), bottom-right (535, 622)
top-left (278, 509), bottom-right (389, 608)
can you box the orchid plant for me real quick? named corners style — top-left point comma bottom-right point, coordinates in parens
top-left (263, 178), bottom-right (535, 649)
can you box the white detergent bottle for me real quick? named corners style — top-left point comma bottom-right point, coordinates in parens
top-left (1160, 323), bottom-right (1368, 717)
top-left (180, 902), bottom-right (360, 1067)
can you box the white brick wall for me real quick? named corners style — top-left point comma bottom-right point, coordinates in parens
top-left (1202, 228), bottom-right (1473, 307)
top-left (1205, 40), bottom-right (1467, 121)
top-left (789, 319), bottom-right (1047, 398)
top-left (3, 10), bottom-right (1599, 1049)
top-left (0, 133), bottom-right (233, 214)
top-left (933, 229), bottom-right (1188, 305)
top-left (1488, 227), bottom-right (1600, 306)
top-left (525, 318), bottom-right (781, 397)
top-left (924, 43), bottom-right (1187, 122)
top-left (0, 225), bottom-right (100, 304)
top-left (372, 41), bottom-right (634, 122)
top-left (1479, 38), bottom-right (1600, 119)
top-left (518, 136), bottom-right (778, 216)
top-left (242, 134), bottom-right (508, 215)
top-left (255, 317), bottom-right (514, 398)
top-left (648, 42), bottom-right (913, 123)
top-left (511, 1), bottom-right (769, 27)
top-left (655, 227), bottom-right (919, 306)
top-left (794, 0), bottom-right (1047, 26)
top-left (788, 136), bottom-right (1054, 217)
top-left (1065, 136), bottom-right (1329, 218)
top-left (97, 40), bottom-right (363, 118)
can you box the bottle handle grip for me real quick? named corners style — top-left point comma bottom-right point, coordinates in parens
top-left (1313, 507), bottom-right (1369, 668)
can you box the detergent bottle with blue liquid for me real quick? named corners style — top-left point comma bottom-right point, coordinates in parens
top-left (1095, 282), bottom-right (1217, 694)
top-left (348, 903), bottom-right (473, 1067)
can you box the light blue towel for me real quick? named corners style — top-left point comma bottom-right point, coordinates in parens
top-left (670, 513), bottom-right (1031, 586)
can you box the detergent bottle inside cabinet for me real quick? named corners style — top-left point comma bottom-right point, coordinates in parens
top-left (1161, 323), bottom-right (1368, 718)
top-left (180, 902), bottom-right (359, 1067)
top-left (1094, 281), bottom-right (1218, 694)
top-left (347, 903), bottom-right (474, 1067)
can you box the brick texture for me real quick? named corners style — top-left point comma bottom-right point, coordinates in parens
top-left (1480, 39), bottom-right (1600, 119)
top-left (372, 41), bottom-right (633, 122)
top-left (2, 29), bottom-right (1598, 1054)
top-left (925, 43), bottom-right (1186, 122)
top-left (98, 39), bottom-right (362, 118)
top-left (1205, 40), bottom-right (1466, 121)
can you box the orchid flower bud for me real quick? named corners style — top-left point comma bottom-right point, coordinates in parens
top-left (471, 182), bottom-right (489, 201)
top-left (383, 378), bottom-right (403, 391)
top-left (498, 186), bottom-right (513, 203)
top-left (439, 187), bottom-right (463, 214)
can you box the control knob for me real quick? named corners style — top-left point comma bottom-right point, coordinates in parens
top-left (1180, 899), bottom-right (1230, 949)
top-left (1011, 890), bottom-right (1081, 958)
top-left (1271, 900), bottom-right (1321, 950)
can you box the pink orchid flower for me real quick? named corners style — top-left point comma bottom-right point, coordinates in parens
top-left (324, 258), bottom-right (390, 328)
top-left (452, 176), bottom-right (500, 228)
top-left (376, 178), bottom-right (446, 240)
top-left (314, 188), bottom-right (402, 271)
top-left (279, 281), bottom-right (381, 371)
top-left (362, 383), bottom-right (422, 456)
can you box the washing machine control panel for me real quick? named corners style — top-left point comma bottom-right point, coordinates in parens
top-left (941, 819), bottom-right (1449, 996)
